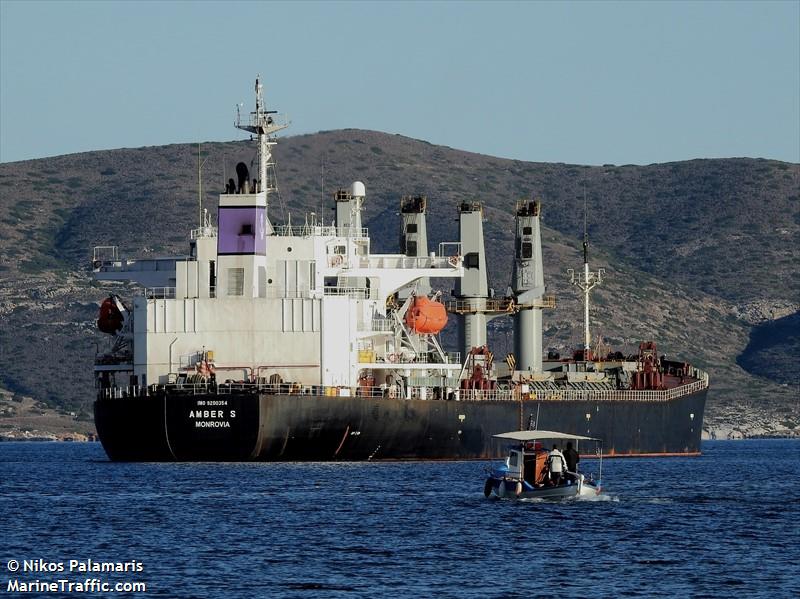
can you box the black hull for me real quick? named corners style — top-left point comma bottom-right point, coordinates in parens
top-left (94, 389), bottom-right (707, 461)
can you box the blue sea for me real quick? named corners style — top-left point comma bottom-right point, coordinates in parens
top-left (1, 440), bottom-right (799, 598)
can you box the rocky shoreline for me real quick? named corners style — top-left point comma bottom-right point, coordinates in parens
top-left (0, 390), bottom-right (97, 442)
top-left (0, 429), bottom-right (96, 442)
top-left (702, 427), bottom-right (800, 441)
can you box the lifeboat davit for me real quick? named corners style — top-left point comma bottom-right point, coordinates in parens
top-left (405, 296), bottom-right (448, 334)
top-left (97, 297), bottom-right (124, 334)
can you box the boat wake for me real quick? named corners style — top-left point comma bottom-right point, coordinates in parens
top-left (578, 492), bottom-right (618, 502)
top-left (514, 492), bottom-right (619, 503)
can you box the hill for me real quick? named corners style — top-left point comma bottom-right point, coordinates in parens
top-left (0, 130), bottom-right (798, 438)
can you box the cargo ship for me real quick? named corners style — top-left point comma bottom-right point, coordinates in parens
top-left (91, 78), bottom-right (708, 461)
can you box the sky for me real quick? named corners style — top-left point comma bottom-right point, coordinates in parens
top-left (1, 0), bottom-right (798, 165)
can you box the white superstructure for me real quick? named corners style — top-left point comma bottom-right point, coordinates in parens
top-left (93, 78), bottom-right (464, 398)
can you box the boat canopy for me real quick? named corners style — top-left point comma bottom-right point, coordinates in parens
top-left (493, 430), bottom-right (601, 442)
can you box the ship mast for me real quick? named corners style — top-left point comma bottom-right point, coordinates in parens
top-left (568, 195), bottom-right (604, 358)
top-left (235, 76), bottom-right (287, 208)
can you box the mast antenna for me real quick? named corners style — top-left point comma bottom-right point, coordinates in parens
top-left (582, 183), bottom-right (588, 262)
top-left (235, 75), bottom-right (288, 209)
top-left (197, 143), bottom-right (208, 227)
top-left (568, 189), bottom-right (604, 358)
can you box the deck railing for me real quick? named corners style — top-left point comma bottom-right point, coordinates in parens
top-left (274, 224), bottom-right (369, 238)
top-left (98, 374), bottom-right (708, 402)
top-left (461, 378), bottom-right (709, 403)
top-left (357, 317), bottom-right (394, 332)
top-left (134, 285), bottom-right (384, 300)
top-left (354, 255), bottom-right (461, 270)
top-left (323, 286), bottom-right (377, 299)
top-left (190, 226), bottom-right (217, 239)
top-left (137, 287), bottom-right (176, 299)
top-left (446, 296), bottom-right (556, 314)
top-left (92, 245), bottom-right (119, 265)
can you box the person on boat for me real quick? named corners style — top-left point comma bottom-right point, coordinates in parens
top-left (548, 444), bottom-right (566, 485)
top-left (563, 441), bottom-right (579, 480)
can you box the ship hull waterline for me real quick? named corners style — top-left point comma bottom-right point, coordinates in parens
top-left (93, 389), bottom-right (707, 461)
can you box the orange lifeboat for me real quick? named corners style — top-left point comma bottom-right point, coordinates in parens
top-left (405, 295), bottom-right (448, 334)
top-left (97, 297), bottom-right (123, 334)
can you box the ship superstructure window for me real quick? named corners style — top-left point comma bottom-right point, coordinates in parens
top-left (333, 245), bottom-right (346, 255)
top-left (406, 223), bottom-right (418, 233)
top-left (521, 242), bottom-right (533, 259)
top-left (228, 268), bottom-right (244, 296)
top-left (523, 226), bottom-right (532, 235)
top-left (209, 260), bottom-right (216, 298)
top-left (406, 241), bottom-right (417, 255)
top-left (464, 252), bottom-right (480, 269)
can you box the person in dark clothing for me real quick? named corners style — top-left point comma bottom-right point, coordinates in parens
top-left (564, 441), bottom-right (579, 480)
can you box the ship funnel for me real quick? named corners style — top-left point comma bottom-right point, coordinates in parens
top-left (236, 162), bottom-right (250, 194)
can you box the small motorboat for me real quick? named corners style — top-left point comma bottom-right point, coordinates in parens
top-left (484, 430), bottom-right (603, 500)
